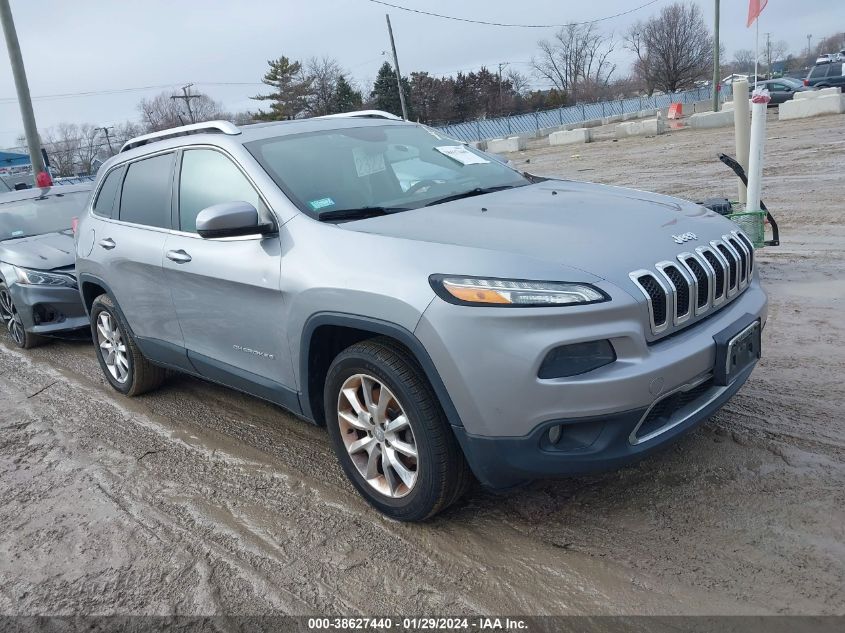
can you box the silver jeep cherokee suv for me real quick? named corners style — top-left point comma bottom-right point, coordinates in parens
top-left (75, 118), bottom-right (767, 521)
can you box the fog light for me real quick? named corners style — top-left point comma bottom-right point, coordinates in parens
top-left (547, 425), bottom-right (562, 445)
top-left (538, 340), bottom-right (616, 379)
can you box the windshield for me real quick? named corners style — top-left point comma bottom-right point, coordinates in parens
top-left (0, 190), bottom-right (90, 241)
top-left (245, 124), bottom-right (528, 219)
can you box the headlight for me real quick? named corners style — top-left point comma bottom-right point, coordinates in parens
top-left (430, 275), bottom-right (607, 307)
top-left (14, 266), bottom-right (78, 289)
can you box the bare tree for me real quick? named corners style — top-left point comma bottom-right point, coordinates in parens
top-left (626, 2), bottom-right (714, 94)
top-left (42, 124), bottom-right (80, 177)
top-left (732, 49), bottom-right (756, 74)
top-left (139, 91), bottom-right (227, 132)
top-left (505, 68), bottom-right (531, 97)
top-left (306, 56), bottom-right (342, 116)
top-left (532, 23), bottom-right (616, 104)
top-left (76, 124), bottom-right (102, 175)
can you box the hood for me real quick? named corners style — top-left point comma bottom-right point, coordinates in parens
top-left (0, 230), bottom-right (76, 270)
top-left (342, 181), bottom-right (740, 281)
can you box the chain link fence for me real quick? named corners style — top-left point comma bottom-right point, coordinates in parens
top-left (433, 85), bottom-right (733, 143)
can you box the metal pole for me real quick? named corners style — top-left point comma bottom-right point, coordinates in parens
top-left (385, 14), bottom-right (408, 120)
top-left (99, 126), bottom-right (115, 155)
top-left (0, 0), bottom-right (45, 175)
top-left (712, 0), bottom-right (720, 112)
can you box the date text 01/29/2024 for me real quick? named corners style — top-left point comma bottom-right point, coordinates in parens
top-left (306, 617), bottom-right (528, 630)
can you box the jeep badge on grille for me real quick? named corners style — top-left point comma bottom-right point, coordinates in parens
top-left (672, 232), bottom-right (698, 244)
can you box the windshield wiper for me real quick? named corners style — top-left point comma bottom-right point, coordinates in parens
top-left (423, 184), bottom-right (524, 207)
top-left (317, 206), bottom-right (409, 223)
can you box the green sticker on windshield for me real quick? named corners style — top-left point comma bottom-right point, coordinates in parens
top-left (308, 197), bottom-right (335, 211)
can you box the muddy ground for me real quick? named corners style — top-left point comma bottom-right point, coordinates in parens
top-left (1, 113), bottom-right (843, 617)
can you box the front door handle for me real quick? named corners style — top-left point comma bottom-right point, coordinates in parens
top-left (98, 238), bottom-right (116, 250)
top-left (166, 249), bottom-right (192, 264)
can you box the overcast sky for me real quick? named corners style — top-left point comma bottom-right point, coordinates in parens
top-left (1, 0), bottom-right (842, 147)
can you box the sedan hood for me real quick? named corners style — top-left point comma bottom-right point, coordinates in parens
top-left (343, 181), bottom-right (740, 279)
top-left (0, 230), bottom-right (75, 270)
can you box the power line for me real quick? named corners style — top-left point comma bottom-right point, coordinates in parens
top-left (365, 0), bottom-right (663, 28)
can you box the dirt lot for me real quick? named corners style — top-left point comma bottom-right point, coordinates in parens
top-left (1, 113), bottom-right (843, 616)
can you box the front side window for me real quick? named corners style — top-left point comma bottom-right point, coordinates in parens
top-left (178, 149), bottom-right (263, 233)
top-left (245, 124), bottom-right (528, 219)
top-left (0, 190), bottom-right (91, 241)
top-left (119, 153), bottom-right (175, 228)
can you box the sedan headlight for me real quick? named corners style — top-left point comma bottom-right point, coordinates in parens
top-left (430, 275), bottom-right (607, 307)
top-left (14, 266), bottom-right (78, 289)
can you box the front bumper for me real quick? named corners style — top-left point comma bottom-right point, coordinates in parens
top-left (452, 364), bottom-right (754, 488)
top-left (415, 277), bottom-right (767, 488)
top-left (8, 282), bottom-right (89, 335)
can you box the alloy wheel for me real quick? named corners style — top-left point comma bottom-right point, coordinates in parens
top-left (337, 373), bottom-right (419, 498)
top-left (96, 312), bottom-right (129, 384)
top-left (0, 287), bottom-right (25, 346)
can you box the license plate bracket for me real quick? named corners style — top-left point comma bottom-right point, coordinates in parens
top-left (713, 316), bottom-right (761, 386)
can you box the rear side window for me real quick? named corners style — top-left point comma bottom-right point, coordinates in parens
top-left (178, 149), bottom-right (263, 233)
top-left (831, 63), bottom-right (844, 77)
top-left (119, 153), bottom-right (175, 228)
top-left (93, 167), bottom-right (123, 218)
top-left (810, 66), bottom-right (828, 79)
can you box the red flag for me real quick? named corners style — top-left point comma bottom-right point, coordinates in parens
top-left (747, 0), bottom-right (768, 27)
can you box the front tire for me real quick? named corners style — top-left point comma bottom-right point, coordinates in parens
top-left (324, 337), bottom-right (471, 521)
top-left (0, 282), bottom-right (45, 349)
top-left (90, 294), bottom-right (165, 396)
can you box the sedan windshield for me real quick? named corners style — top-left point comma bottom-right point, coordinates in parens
top-left (0, 190), bottom-right (90, 241)
top-left (246, 124), bottom-right (529, 220)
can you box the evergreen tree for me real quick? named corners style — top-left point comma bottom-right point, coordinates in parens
top-left (332, 75), bottom-right (363, 113)
top-left (252, 56), bottom-right (313, 120)
top-left (369, 62), bottom-right (411, 118)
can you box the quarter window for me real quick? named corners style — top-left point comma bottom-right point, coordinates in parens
top-left (178, 149), bottom-right (263, 233)
top-left (93, 167), bottom-right (123, 218)
top-left (119, 153), bottom-right (175, 228)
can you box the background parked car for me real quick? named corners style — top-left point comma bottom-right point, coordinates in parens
top-left (753, 77), bottom-right (813, 104)
top-left (0, 183), bottom-right (91, 348)
top-left (816, 53), bottom-right (837, 65)
top-left (804, 61), bottom-right (845, 90)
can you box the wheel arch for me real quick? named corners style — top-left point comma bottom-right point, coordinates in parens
top-left (78, 273), bottom-right (136, 337)
top-left (300, 312), bottom-right (464, 429)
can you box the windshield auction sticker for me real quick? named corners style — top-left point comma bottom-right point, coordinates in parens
top-left (435, 145), bottom-right (490, 165)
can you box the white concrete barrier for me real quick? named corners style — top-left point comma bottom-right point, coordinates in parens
top-left (794, 86), bottom-right (842, 100)
top-left (486, 136), bottom-right (526, 153)
top-left (689, 109), bottom-right (735, 129)
top-left (722, 99), bottom-right (752, 112)
top-left (549, 128), bottom-right (592, 146)
top-left (615, 118), bottom-right (665, 138)
top-left (779, 93), bottom-right (845, 120)
top-left (468, 140), bottom-right (488, 151)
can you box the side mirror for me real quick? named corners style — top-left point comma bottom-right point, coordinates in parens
top-left (195, 201), bottom-right (273, 239)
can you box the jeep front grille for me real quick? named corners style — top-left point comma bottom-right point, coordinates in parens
top-left (630, 231), bottom-right (754, 337)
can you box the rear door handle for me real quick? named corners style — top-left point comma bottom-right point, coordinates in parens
top-left (166, 249), bottom-right (192, 264)
top-left (98, 238), bottom-right (116, 250)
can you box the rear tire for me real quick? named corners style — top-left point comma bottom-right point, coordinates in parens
top-left (0, 281), bottom-right (46, 349)
top-left (324, 337), bottom-right (472, 521)
top-left (90, 294), bottom-right (165, 396)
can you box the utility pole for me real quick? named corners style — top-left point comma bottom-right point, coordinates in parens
top-left (98, 126), bottom-right (115, 155)
top-left (497, 62), bottom-right (509, 116)
top-left (711, 0), bottom-right (720, 112)
top-left (170, 83), bottom-right (200, 124)
top-left (765, 33), bottom-right (772, 77)
top-left (0, 0), bottom-right (46, 178)
top-left (806, 34), bottom-right (813, 59)
top-left (385, 14), bottom-right (408, 120)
